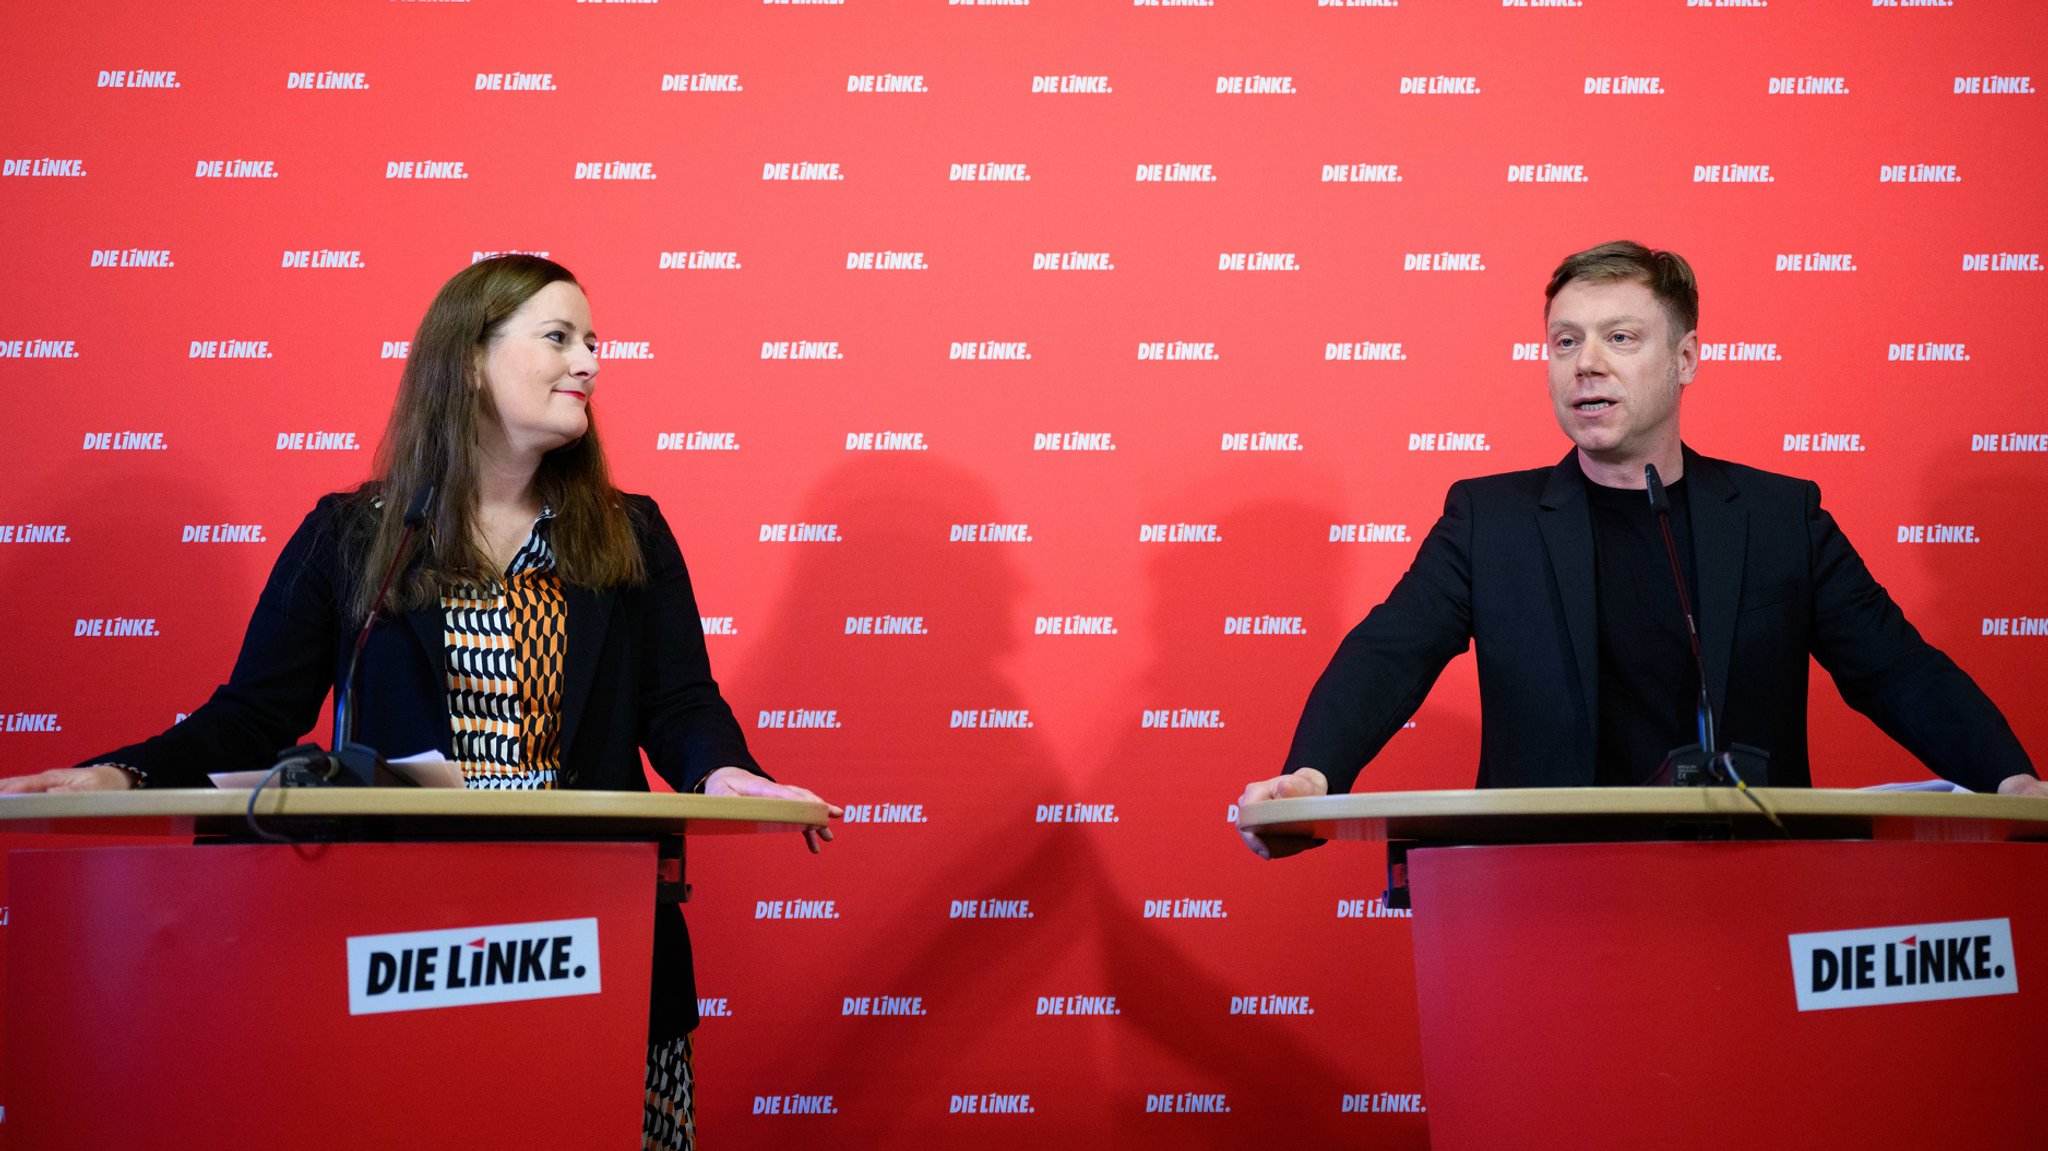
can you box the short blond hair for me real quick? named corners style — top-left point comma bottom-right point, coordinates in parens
top-left (1545, 240), bottom-right (1698, 343)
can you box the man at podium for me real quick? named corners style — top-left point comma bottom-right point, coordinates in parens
top-left (1239, 240), bottom-right (2041, 857)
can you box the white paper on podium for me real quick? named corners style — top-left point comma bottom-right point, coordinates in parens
top-left (1860, 779), bottom-right (1971, 794)
top-left (209, 751), bottom-right (465, 790)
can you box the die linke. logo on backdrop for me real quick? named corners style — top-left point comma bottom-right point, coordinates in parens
top-left (575, 162), bottom-right (656, 181)
top-left (97, 69), bottom-right (180, 88)
top-left (91, 248), bottom-right (173, 267)
top-left (1983, 616), bottom-right (2048, 636)
top-left (1953, 74), bottom-right (2034, 94)
top-left (1788, 918), bottom-right (2017, 1012)
top-left (1881, 163), bottom-right (1962, 183)
top-left (848, 74), bottom-right (927, 93)
top-left (1699, 342), bottom-right (1782, 362)
top-left (194, 159), bottom-right (277, 178)
top-left (287, 71), bottom-right (367, 90)
top-left (278, 431), bottom-right (360, 450)
top-left (1778, 253), bottom-right (1857, 271)
top-left (1584, 75), bottom-right (1661, 95)
top-left (841, 801), bottom-right (928, 822)
top-left (345, 917), bottom-right (601, 1016)
top-left (953, 341), bottom-right (1030, 360)
top-left (762, 161), bottom-right (842, 181)
top-left (1399, 76), bottom-right (1480, 95)
top-left (475, 73), bottom-right (555, 92)
top-left (1963, 252), bottom-right (2042, 271)
top-left (659, 251), bottom-right (741, 269)
top-left (1782, 433), bottom-right (1865, 453)
top-left (388, 160), bottom-right (466, 179)
top-left (1405, 252), bottom-right (1483, 270)
top-left (282, 249), bottom-right (363, 268)
top-left (1342, 1093), bottom-right (1426, 1114)
top-left (662, 74), bottom-right (742, 93)
top-left (1331, 339), bottom-right (1407, 360)
top-left (3, 158), bottom-right (86, 177)
top-left (1768, 76), bottom-right (1850, 95)
top-left (951, 163), bottom-right (1030, 182)
top-left (1216, 75), bottom-right (1294, 95)
top-left (1147, 1093), bottom-right (1229, 1114)
top-left (1032, 74), bottom-right (1111, 94)
top-left (755, 1095), bottom-right (839, 1116)
top-left (1694, 164), bottom-right (1773, 183)
top-left (2, 339), bottom-right (80, 358)
top-left (1322, 163), bottom-right (1401, 183)
top-left (1138, 163), bottom-right (1215, 182)
top-left (0, 523), bottom-right (71, 543)
top-left (1509, 163), bottom-right (1587, 183)
top-left (1972, 433), bottom-right (2048, 452)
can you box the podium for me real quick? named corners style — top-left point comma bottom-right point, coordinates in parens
top-left (0, 789), bottom-right (826, 1151)
top-left (1239, 788), bottom-right (2048, 1150)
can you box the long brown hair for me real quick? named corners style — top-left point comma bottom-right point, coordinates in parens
top-left (346, 255), bottom-right (646, 619)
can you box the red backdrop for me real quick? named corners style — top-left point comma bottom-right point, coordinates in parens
top-left (2, 1), bottom-right (2044, 1146)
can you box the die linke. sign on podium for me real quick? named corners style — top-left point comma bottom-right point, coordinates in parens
top-left (1237, 787), bottom-right (2048, 1151)
top-left (0, 789), bottom-right (827, 1150)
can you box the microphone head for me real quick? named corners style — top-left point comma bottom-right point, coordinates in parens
top-left (403, 482), bottom-right (437, 527)
top-left (1644, 463), bottom-right (1671, 514)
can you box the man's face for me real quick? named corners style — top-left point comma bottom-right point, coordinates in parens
top-left (1545, 277), bottom-right (1698, 468)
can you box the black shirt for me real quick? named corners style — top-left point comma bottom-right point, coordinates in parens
top-left (1585, 473), bottom-right (1702, 785)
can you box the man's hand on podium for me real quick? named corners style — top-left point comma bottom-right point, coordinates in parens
top-left (702, 766), bottom-right (844, 854)
top-left (1235, 768), bottom-right (1328, 860)
top-left (0, 766), bottom-right (137, 793)
top-left (1997, 773), bottom-right (2048, 798)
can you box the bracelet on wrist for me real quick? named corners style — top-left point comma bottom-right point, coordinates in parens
top-left (85, 763), bottom-right (147, 789)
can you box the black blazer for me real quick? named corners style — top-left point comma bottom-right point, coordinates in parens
top-left (89, 490), bottom-right (760, 1038)
top-left (1286, 448), bottom-right (2032, 794)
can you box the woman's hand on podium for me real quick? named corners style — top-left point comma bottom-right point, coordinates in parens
top-left (1997, 773), bottom-right (2048, 798)
top-left (702, 766), bottom-right (844, 853)
top-left (0, 765), bottom-right (138, 793)
top-left (1235, 768), bottom-right (1329, 860)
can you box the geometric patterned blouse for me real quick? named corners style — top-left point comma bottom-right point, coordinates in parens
top-left (442, 508), bottom-right (566, 789)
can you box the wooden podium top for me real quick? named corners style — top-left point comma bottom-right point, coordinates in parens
top-left (0, 788), bottom-right (828, 840)
top-left (1238, 787), bottom-right (2048, 845)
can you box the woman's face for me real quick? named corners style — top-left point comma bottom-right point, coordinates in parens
top-left (475, 280), bottom-right (599, 461)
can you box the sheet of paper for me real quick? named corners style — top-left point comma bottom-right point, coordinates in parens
top-left (208, 750), bottom-right (465, 789)
top-left (1860, 779), bottom-right (1970, 794)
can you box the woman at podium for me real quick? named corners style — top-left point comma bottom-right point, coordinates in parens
top-left (0, 254), bottom-right (836, 1151)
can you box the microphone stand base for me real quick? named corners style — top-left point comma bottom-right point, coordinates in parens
top-left (272, 743), bottom-right (414, 788)
top-left (1653, 743), bottom-right (1772, 788)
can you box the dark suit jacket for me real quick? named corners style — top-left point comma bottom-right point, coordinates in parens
top-left (1286, 448), bottom-right (2033, 794)
top-left (89, 490), bottom-right (759, 1039)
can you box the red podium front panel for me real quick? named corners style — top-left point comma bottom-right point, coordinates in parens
top-left (5, 840), bottom-right (656, 1150)
top-left (1407, 841), bottom-right (2047, 1151)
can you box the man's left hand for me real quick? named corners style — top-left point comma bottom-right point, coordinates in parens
top-left (1996, 773), bottom-right (2048, 798)
top-left (702, 766), bottom-right (843, 852)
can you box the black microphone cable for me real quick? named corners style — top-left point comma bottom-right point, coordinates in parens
top-left (1646, 464), bottom-right (1785, 834)
top-left (244, 759), bottom-right (297, 843)
top-left (1708, 749), bottom-right (1786, 833)
top-left (333, 482), bottom-right (436, 752)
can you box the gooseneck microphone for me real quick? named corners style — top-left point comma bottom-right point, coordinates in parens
top-left (270, 482), bottom-right (435, 792)
top-left (1644, 464), bottom-right (1781, 828)
top-left (333, 480), bottom-right (437, 754)
top-left (1644, 464), bottom-right (1715, 758)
